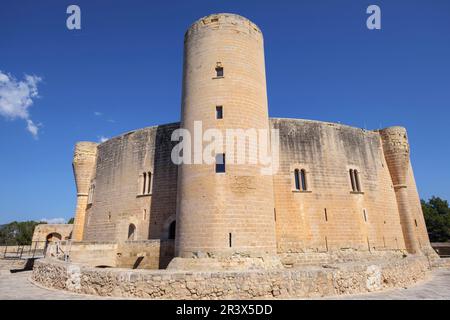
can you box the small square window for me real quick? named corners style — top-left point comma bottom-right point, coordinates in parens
top-left (215, 66), bottom-right (223, 77)
top-left (215, 153), bottom-right (225, 173)
top-left (216, 106), bottom-right (223, 119)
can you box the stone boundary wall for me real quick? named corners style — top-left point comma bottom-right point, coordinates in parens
top-left (32, 256), bottom-right (431, 299)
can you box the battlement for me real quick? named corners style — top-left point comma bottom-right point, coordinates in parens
top-left (185, 13), bottom-right (263, 41)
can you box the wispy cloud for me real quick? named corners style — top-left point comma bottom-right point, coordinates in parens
top-left (40, 217), bottom-right (67, 224)
top-left (0, 71), bottom-right (42, 138)
top-left (93, 110), bottom-right (115, 124)
top-left (98, 135), bottom-right (109, 143)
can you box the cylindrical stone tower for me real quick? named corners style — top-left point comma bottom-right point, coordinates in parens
top-left (380, 127), bottom-right (421, 254)
top-left (174, 13), bottom-right (277, 263)
top-left (72, 141), bottom-right (98, 241)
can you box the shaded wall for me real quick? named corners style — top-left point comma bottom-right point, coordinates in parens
top-left (83, 123), bottom-right (179, 242)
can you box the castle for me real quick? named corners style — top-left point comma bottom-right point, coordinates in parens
top-left (66, 13), bottom-right (435, 271)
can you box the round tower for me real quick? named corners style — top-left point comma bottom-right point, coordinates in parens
top-left (174, 13), bottom-right (278, 263)
top-left (72, 141), bottom-right (98, 241)
top-left (380, 127), bottom-right (420, 254)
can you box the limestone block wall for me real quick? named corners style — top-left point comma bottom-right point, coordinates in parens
top-left (32, 224), bottom-right (73, 243)
top-left (32, 255), bottom-right (431, 299)
top-left (64, 242), bottom-right (118, 267)
top-left (176, 13), bottom-right (277, 258)
top-left (116, 240), bottom-right (174, 269)
top-left (82, 123), bottom-right (179, 243)
top-left (380, 127), bottom-right (421, 253)
top-left (72, 142), bottom-right (98, 241)
top-left (405, 161), bottom-right (433, 250)
top-left (271, 119), bottom-right (406, 253)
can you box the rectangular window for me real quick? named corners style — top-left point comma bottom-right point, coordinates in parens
top-left (216, 66), bottom-right (223, 77)
top-left (216, 106), bottom-right (223, 119)
top-left (216, 153), bottom-right (225, 173)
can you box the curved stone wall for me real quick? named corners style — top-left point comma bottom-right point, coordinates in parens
top-left (271, 119), bottom-right (407, 253)
top-left (83, 123), bottom-right (179, 243)
top-left (76, 118), bottom-right (433, 259)
top-left (32, 256), bottom-right (430, 299)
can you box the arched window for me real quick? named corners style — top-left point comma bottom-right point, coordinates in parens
top-left (294, 168), bottom-right (308, 191)
top-left (354, 170), bottom-right (361, 192)
top-left (128, 224), bottom-right (136, 241)
top-left (140, 171), bottom-right (152, 195)
top-left (88, 184), bottom-right (95, 204)
top-left (349, 169), bottom-right (356, 191)
top-left (168, 221), bottom-right (176, 240)
top-left (300, 169), bottom-right (307, 191)
top-left (147, 171), bottom-right (152, 194)
top-left (349, 169), bottom-right (362, 192)
top-left (142, 172), bottom-right (147, 195)
top-left (294, 169), bottom-right (300, 191)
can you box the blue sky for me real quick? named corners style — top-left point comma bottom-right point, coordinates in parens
top-left (0, 0), bottom-right (449, 224)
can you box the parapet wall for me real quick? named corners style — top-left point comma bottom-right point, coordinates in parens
top-left (32, 255), bottom-right (431, 299)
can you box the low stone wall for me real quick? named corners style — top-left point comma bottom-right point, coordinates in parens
top-left (65, 242), bottom-right (118, 267)
top-left (32, 255), bottom-right (431, 299)
top-left (47, 240), bottom-right (174, 269)
top-left (116, 240), bottom-right (174, 269)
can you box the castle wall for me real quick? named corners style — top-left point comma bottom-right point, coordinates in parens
top-left (406, 161), bottom-right (433, 249)
top-left (32, 224), bottom-right (73, 243)
top-left (82, 123), bottom-right (179, 243)
top-left (72, 142), bottom-right (98, 241)
top-left (271, 119), bottom-right (407, 253)
top-left (176, 13), bottom-right (277, 258)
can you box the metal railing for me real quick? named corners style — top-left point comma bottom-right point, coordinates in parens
top-left (0, 241), bottom-right (48, 260)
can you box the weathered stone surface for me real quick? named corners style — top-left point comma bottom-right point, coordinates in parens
top-left (32, 256), bottom-right (431, 299)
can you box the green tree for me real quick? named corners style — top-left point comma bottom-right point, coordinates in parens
top-left (422, 197), bottom-right (450, 242)
top-left (67, 217), bottom-right (74, 224)
top-left (0, 221), bottom-right (45, 245)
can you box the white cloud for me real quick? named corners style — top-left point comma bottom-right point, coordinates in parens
top-left (94, 111), bottom-right (102, 116)
top-left (98, 135), bottom-right (109, 143)
top-left (40, 217), bottom-right (67, 224)
top-left (0, 71), bottom-right (42, 138)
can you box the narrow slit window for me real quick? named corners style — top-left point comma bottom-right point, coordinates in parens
top-left (147, 171), bottom-right (152, 194)
top-left (324, 208), bottom-right (328, 222)
top-left (363, 209), bottom-right (367, 222)
top-left (216, 106), bottom-right (223, 119)
top-left (169, 221), bottom-right (176, 240)
top-left (349, 169), bottom-right (356, 192)
top-left (229, 233), bottom-right (232, 247)
top-left (294, 169), bottom-right (300, 190)
top-left (216, 153), bottom-right (226, 173)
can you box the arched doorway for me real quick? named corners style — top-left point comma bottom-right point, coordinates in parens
top-left (168, 221), bottom-right (176, 240)
top-left (46, 232), bottom-right (62, 243)
top-left (128, 224), bottom-right (136, 241)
